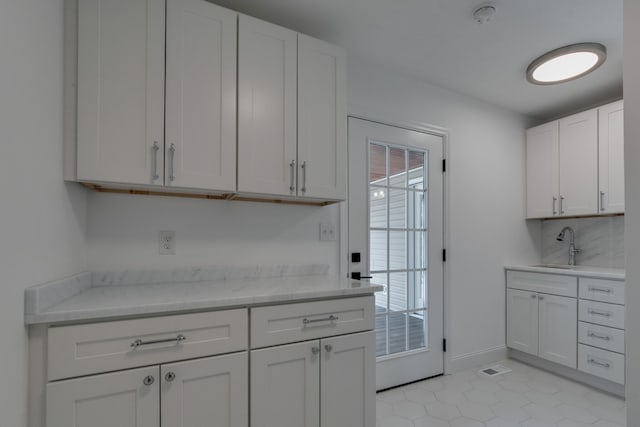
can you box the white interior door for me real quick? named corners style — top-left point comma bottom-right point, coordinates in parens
top-left (348, 117), bottom-right (444, 390)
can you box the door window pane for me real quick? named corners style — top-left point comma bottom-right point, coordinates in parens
top-left (389, 189), bottom-right (407, 228)
top-left (369, 144), bottom-right (387, 185)
top-left (389, 231), bottom-right (406, 270)
top-left (409, 310), bottom-right (427, 351)
top-left (389, 147), bottom-right (407, 188)
top-left (370, 230), bottom-right (387, 271)
top-left (388, 272), bottom-right (407, 311)
top-left (370, 187), bottom-right (387, 228)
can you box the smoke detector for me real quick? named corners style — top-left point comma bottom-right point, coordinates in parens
top-left (473, 4), bottom-right (496, 24)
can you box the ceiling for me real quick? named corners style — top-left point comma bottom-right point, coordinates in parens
top-left (212, 0), bottom-right (623, 121)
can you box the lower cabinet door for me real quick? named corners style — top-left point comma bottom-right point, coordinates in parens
top-left (506, 289), bottom-right (539, 355)
top-left (46, 366), bottom-right (160, 427)
top-left (251, 340), bottom-right (320, 427)
top-left (538, 294), bottom-right (578, 368)
top-left (161, 352), bottom-right (248, 427)
top-left (320, 331), bottom-right (375, 427)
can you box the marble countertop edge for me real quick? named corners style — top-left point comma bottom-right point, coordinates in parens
top-left (505, 264), bottom-right (625, 280)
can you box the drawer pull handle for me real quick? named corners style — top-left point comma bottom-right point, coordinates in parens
top-left (131, 334), bottom-right (186, 348)
top-left (588, 309), bottom-right (612, 318)
top-left (303, 315), bottom-right (338, 325)
top-left (588, 287), bottom-right (612, 294)
top-left (588, 357), bottom-right (611, 369)
top-left (588, 331), bottom-right (611, 341)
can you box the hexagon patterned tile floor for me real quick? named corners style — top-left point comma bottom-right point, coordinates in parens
top-left (376, 359), bottom-right (626, 427)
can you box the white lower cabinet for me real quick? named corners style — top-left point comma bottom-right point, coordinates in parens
top-left (47, 352), bottom-right (248, 427)
top-left (250, 331), bottom-right (375, 427)
top-left (506, 281), bottom-right (577, 369)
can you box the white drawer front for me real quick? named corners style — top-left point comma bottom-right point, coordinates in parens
top-left (579, 278), bottom-right (625, 305)
top-left (579, 300), bottom-right (625, 329)
top-left (506, 270), bottom-right (577, 297)
top-left (578, 344), bottom-right (625, 384)
top-left (251, 296), bottom-right (374, 348)
top-left (48, 309), bottom-right (248, 381)
top-left (578, 322), bottom-right (625, 354)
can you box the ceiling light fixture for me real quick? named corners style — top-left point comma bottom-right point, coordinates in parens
top-left (526, 43), bottom-right (607, 85)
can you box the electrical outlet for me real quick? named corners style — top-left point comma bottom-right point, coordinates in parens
top-left (159, 231), bottom-right (176, 255)
top-left (319, 223), bottom-right (336, 241)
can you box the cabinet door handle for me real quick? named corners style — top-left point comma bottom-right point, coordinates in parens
top-left (303, 315), bottom-right (338, 325)
top-left (301, 161), bottom-right (307, 193)
top-left (559, 196), bottom-right (565, 215)
top-left (143, 375), bottom-right (155, 386)
top-left (538, 295), bottom-right (544, 300)
top-left (324, 344), bottom-right (333, 353)
top-left (588, 331), bottom-right (611, 341)
top-left (600, 191), bottom-right (606, 212)
top-left (552, 197), bottom-right (558, 215)
top-left (531, 294), bottom-right (537, 299)
top-left (588, 309), bottom-right (612, 318)
top-left (131, 334), bottom-right (186, 348)
top-left (165, 371), bottom-right (176, 382)
top-left (311, 346), bottom-right (320, 355)
top-left (588, 287), bottom-right (612, 294)
top-left (289, 160), bottom-right (296, 192)
top-left (588, 357), bottom-right (611, 369)
top-left (168, 143), bottom-right (176, 182)
top-left (152, 142), bottom-right (160, 181)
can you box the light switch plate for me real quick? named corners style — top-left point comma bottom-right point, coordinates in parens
top-left (319, 223), bottom-right (336, 241)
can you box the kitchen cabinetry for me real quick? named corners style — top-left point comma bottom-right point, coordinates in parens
top-left (598, 100), bottom-right (625, 214)
top-left (237, 19), bottom-right (346, 200)
top-left (250, 297), bottom-right (375, 427)
top-left (36, 295), bottom-right (376, 427)
top-left (578, 277), bottom-right (626, 384)
top-left (525, 100), bottom-right (623, 219)
top-left (506, 271), bottom-right (577, 368)
top-left (67, 0), bottom-right (346, 202)
top-left (76, 0), bottom-right (236, 192)
top-left (47, 353), bottom-right (248, 427)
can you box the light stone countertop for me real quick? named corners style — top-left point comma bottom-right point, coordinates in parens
top-left (25, 271), bottom-right (383, 325)
top-left (505, 264), bottom-right (625, 280)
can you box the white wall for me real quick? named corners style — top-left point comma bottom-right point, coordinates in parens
top-left (625, 0), bottom-right (640, 422)
top-left (347, 58), bottom-right (542, 369)
top-left (0, 1), bottom-right (88, 425)
top-left (86, 193), bottom-right (341, 273)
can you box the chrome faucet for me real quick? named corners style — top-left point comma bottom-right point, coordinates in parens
top-left (556, 226), bottom-right (581, 266)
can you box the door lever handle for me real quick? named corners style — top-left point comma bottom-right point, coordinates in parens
top-left (351, 272), bottom-right (372, 280)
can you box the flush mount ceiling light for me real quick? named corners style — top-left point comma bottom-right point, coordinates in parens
top-left (473, 4), bottom-right (496, 24)
top-left (526, 43), bottom-right (607, 85)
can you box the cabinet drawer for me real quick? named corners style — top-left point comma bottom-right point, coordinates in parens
top-left (48, 309), bottom-right (248, 381)
top-left (578, 322), bottom-right (625, 354)
top-left (579, 300), bottom-right (625, 329)
top-left (578, 344), bottom-right (625, 384)
top-left (579, 278), bottom-right (625, 304)
top-left (506, 270), bottom-right (577, 297)
top-left (250, 296), bottom-right (374, 348)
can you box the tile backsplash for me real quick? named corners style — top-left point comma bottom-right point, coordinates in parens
top-left (541, 216), bottom-right (624, 268)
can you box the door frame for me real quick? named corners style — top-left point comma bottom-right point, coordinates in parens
top-left (340, 110), bottom-right (452, 375)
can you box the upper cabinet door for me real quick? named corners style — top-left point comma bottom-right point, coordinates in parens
top-left (165, 0), bottom-right (237, 191)
top-left (598, 100), bottom-right (625, 214)
top-left (526, 121), bottom-right (559, 218)
top-left (297, 34), bottom-right (347, 200)
top-left (559, 109), bottom-right (599, 216)
top-left (161, 352), bottom-right (248, 427)
top-left (46, 366), bottom-right (160, 427)
top-left (76, 0), bottom-right (165, 186)
top-left (238, 15), bottom-right (298, 197)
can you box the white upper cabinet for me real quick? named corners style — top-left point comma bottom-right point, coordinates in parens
top-left (525, 101), bottom-right (622, 219)
top-left (76, 0), bottom-right (165, 186)
top-left (165, 0), bottom-right (237, 191)
top-left (598, 100), bottom-right (625, 214)
top-left (298, 34), bottom-right (347, 200)
top-left (559, 109), bottom-right (599, 216)
top-left (526, 121), bottom-right (559, 218)
top-left (238, 15), bottom-right (298, 197)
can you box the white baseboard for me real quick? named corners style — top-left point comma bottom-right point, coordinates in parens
top-left (446, 345), bottom-right (508, 373)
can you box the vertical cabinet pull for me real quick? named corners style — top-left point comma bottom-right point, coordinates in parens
top-left (168, 144), bottom-right (176, 182)
top-left (301, 161), bottom-right (307, 193)
top-left (152, 142), bottom-right (160, 181)
top-left (600, 191), bottom-right (606, 211)
top-left (289, 160), bottom-right (296, 192)
top-left (559, 196), bottom-right (565, 215)
top-left (552, 197), bottom-right (558, 215)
